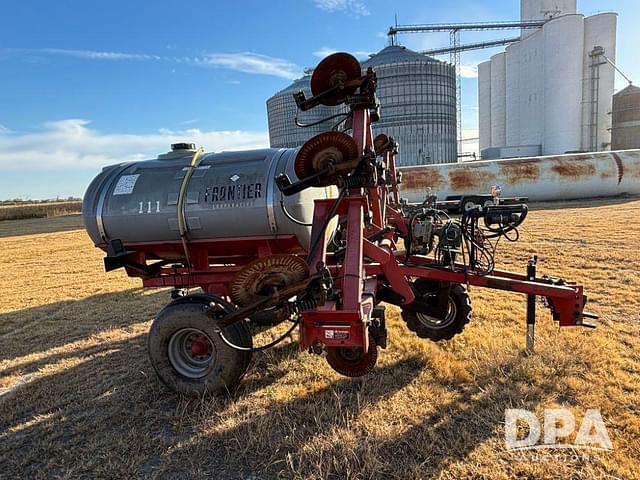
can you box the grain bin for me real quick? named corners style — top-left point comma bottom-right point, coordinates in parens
top-left (362, 46), bottom-right (457, 166)
top-left (267, 75), bottom-right (345, 148)
top-left (266, 46), bottom-right (457, 166)
top-left (612, 85), bottom-right (640, 150)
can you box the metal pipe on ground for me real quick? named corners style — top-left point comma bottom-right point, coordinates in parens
top-left (399, 150), bottom-right (640, 202)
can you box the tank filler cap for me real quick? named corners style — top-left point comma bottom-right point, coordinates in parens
top-left (171, 142), bottom-right (196, 151)
top-left (157, 142), bottom-right (198, 160)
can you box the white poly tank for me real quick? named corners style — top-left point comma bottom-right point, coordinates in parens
top-left (478, 61), bottom-right (492, 152)
top-left (490, 52), bottom-right (507, 148)
top-left (543, 14), bottom-right (584, 155)
top-left (581, 13), bottom-right (617, 151)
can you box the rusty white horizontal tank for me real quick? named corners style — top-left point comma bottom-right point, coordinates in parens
top-left (83, 144), bottom-right (336, 254)
top-left (399, 150), bottom-right (640, 202)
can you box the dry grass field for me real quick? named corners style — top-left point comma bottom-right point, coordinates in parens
top-left (0, 201), bottom-right (82, 222)
top-left (0, 200), bottom-right (639, 479)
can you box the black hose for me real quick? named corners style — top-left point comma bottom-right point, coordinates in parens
top-left (295, 112), bottom-right (350, 129)
top-left (217, 318), bottom-right (299, 352)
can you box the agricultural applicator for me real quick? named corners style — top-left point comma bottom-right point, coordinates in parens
top-left (83, 53), bottom-right (597, 396)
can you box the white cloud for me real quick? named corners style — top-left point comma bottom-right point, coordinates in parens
top-left (313, 0), bottom-right (370, 17)
top-left (0, 119), bottom-right (268, 171)
top-left (194, 52), bottom-right (301, 80)
top-left (4, 48), bottom-right (302, 80)
top-left (312, 47), bottom-right (372, 59)
top-left (39, 48), bottom-right (158, 61)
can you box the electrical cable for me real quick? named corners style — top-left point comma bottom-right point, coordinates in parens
top-left (331, 112), bottom-right (352, 131)
top-left (295, 112), bottom-right (351, 129)
top-left (217, 317), bottom-right (300, 352)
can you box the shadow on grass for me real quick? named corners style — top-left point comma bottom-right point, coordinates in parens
top-left (159, 352), bottom-right (580, 479)
top-left (0, 289), bottom-right (313, 478)
top-left (0, 288), bottom-right (168, 362)
top-left (0, 289), bottom-right (581, 479)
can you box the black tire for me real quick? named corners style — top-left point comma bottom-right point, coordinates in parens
top-left (148, 295), bottom-right (252, 396)
top-left (401, 284), bottom-right (471, 342)
top-left (163, 294), bottom-right (252, 371)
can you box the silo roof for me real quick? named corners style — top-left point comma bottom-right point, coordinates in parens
top-left (615, 84), bottom-right (640, 97)
top-left (362, 45), bottom-right (439, 67)
top-left (270, 45), bottom-right (440, 99)
top-left (270, 75), bottom-right (311, 97)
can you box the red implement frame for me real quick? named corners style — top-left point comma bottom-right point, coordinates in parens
top-left (107, 94), bottom-right (593, 353)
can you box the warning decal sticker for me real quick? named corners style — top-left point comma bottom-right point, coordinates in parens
top-left (113, 174), bottom-right (140, 195)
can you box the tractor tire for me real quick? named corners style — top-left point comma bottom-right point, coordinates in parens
top-left (148, 295), bottom-right (252, 396)
top-left (401, 284), bottom-right (471, 342)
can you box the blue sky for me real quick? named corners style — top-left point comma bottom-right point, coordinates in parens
top-left (1, 0), bottom-right (638, 199)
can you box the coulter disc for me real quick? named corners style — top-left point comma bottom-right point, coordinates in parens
top-left (294, 131), bottom-right (359, 186)
top-left (310, 52), bottom-right (362, 106)
top-left (326, 335), bottom-right (378, 377)
top-left (230, 254), bottom-right (309, 307)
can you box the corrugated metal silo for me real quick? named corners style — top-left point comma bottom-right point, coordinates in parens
top-left (612, 85), bottom-right (640, 150)
top-left (542, 14), bottom-right (584, 154)
top-left (490, 52), bottom-right (506, 148)
top-left (266, 75), bottom-right (345, 148)
top-left (362, 45), bottom-right (457, 165)
top-left (478, 61), bottom-right (492, 152)
top-left (266, 46), bottom-right (457, 165)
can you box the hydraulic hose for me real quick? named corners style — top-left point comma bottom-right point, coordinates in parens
top-left (177, 148), bottom-right (204, 267)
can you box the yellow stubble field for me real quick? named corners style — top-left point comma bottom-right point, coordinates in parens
top-left (0, 199), bottom-right (639, 479)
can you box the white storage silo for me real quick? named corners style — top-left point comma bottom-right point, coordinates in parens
top-left (543, 14), bottom-right (584, 154)
top-left (520, 0), bottom-right (577, 38)
top-left (478, 61), bottom-right (492, 152)
top-left (490, 52), bottom-right (507, 148)
top-left (505, 42), bottom-right (521, 147)
top-left (479, 1), bottom-right (618, 158)
top-left (517, 32), bottom-right (544, 147)
top-left (581, 12), bottom-right (617, 151)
